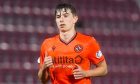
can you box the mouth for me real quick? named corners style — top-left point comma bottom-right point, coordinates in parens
top-left (60, 24), bottom-right (65, 28)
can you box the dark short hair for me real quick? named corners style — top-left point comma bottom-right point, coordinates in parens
top-left (55, 3), bottom-right (77, 16)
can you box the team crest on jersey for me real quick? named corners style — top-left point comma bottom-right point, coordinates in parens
top-left (96, 50), bottom-right (102, 58)
top-left (74, 44), bottom-right (83, 53)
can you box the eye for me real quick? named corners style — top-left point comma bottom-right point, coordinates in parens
top-left (56, 15), bottom-right (60, 18)
top-left (64, 14), bottom-right (68, 17)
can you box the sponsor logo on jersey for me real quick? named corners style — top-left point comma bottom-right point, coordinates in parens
top-left (52, 45), bottom-right (56, 51)
top-left (53, 55), bottom-right (83, 64)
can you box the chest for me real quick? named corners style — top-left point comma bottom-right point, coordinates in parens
top-left (47, 41), bottom-right (89, 64)
top-left (49, 41), bottom-right (89, 55)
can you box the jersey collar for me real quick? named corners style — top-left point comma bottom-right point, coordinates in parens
top-left (59, 32), bottom-right (77, 45)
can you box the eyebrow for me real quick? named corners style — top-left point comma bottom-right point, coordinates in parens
top-left (63, 12), bottom-right (69, 15)
top-left (56, 12), bottom-right (69, 16)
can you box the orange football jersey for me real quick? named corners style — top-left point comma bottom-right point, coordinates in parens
top-left (39, 32), bottom-right (104, 84)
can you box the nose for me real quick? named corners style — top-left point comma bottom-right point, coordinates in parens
top-left (60, 16), bottom-right (64, 22)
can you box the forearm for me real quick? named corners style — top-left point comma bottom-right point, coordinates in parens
top-left (38, 65), bottom-right (49, 83)
top-left (38, 64), bottom-right (45, 80)
top-left (38, 67), bottom-right (45, 80)
top-left (85, 60), bottom-right (108, 77)
top-left (85, 66), bottom-right (107, 77)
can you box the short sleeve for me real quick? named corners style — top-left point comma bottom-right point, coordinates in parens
top-left (39, 39), bottom-right (47, 68)
top-left (88, 37), bottom-right (104, 65)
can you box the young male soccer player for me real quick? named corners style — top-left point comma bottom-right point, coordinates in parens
top-left (38, 3), bottom-right (108, 84)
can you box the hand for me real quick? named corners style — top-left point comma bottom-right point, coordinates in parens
top-left (73, 64), bottom-right (87, 79)
top-left (44, 51), bottom-right (53, 68)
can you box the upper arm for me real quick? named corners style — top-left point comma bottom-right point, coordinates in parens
top-left (39, 39), bottom-right (48, 68)
top-left (96, 60), bottom-right (108, 74)
top-left (96, 60), bottom-right (107, 68)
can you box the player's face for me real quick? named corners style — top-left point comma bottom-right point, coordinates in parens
top-left (55, 8), bottom-right (78, 32)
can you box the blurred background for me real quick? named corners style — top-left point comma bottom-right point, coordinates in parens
top-left (0, 0), bottom-right (140, 84)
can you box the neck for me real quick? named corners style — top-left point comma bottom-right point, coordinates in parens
top-left (59, 28), bottom-right (76, 43)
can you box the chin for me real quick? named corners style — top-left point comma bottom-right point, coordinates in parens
top-left (59, 28), bottom-right (68, 32)
top-left (60, 29), bottom-right (67, 32)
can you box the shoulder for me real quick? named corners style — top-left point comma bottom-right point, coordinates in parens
top-left (77, 32), bottom-right (96, 42)
top-left (41, 34), bottom-right (59, 46)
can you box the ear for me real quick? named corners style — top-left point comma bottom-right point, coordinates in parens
top-left (73, 16), bottom-right (78, 24)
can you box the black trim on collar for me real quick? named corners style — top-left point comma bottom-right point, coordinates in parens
top-left (59, 32), bottom-right (77, 45)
